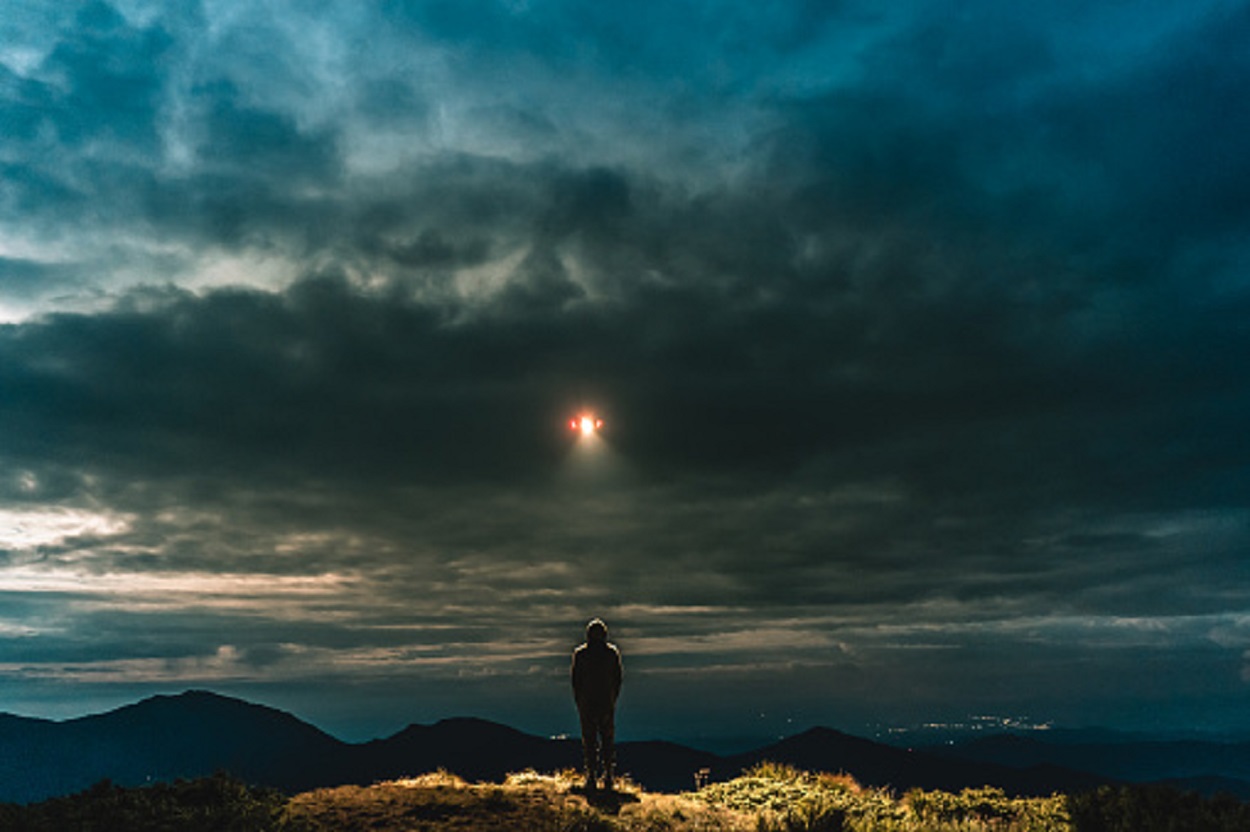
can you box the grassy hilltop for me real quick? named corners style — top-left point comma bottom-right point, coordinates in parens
top-left (288, 765), bottom-right (1068, 832)
top-left (2, 763), bottom-right (1248, 832)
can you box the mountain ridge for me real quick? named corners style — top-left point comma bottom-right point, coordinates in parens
top-left (0, 690), bottom-right (1243, 804)
top-left (928, 731), bottom-right (1250, 797)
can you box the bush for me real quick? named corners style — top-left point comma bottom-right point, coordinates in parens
top-left (694, 762), bottom-right (888, 831)
top-left (755, 795), bottom-right (846, 832)
top-left (1068, 784), bottom-right (1250, 832)
top-left (905, 786), bottom-right (1071, 832)
top-left (1, 773), bottom-right (305, 832)
top-left (696, 763), bottom-right (1081, 832)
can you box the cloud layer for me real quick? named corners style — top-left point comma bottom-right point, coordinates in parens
top-left (2, 0), bottom-right (1249, 740)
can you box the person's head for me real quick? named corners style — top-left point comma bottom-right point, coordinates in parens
top-left (586, 618), bottom-right (608, 643)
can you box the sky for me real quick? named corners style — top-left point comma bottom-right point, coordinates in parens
top-left (2, 0), bottom-right (1250, 746)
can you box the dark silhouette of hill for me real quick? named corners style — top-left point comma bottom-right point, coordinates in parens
top-left (0, 691), bottom-right (351, 802)
top-left (357, 719), bottom-right (724, 792)
top-left (1157, 776), bottom-right (1250, 800)
top-left (357, 717), bottom-right (582, 782)
top-left (614, 739), bottom-right (723, 792)
top-left (0, 690), bottom-right (1126, 803)
top-left (929, 732), bottom-right (1250, 798)
top-left (721, 727), bottom-right (1107, 796)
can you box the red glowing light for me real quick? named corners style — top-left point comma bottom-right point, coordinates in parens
top-left (570, 414), bottom-right (603, 435)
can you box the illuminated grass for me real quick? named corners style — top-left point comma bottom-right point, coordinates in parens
top-left (9, 766), bottom-right (1245, 831)
top-left (304, 762), bottom-right (1078, 831)
top-left (291, 768), bottom-right (753, 831)
top-left (688, 762), bottom-right (1076, 831)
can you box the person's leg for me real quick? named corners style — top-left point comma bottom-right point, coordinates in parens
top-left (579, 708), bottom-right (599, 788)
top-left (599, 710), bottom-right (616, 790)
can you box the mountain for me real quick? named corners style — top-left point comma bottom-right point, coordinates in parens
top-left (719, 727), bottom-right (1106, 796)
top-left (928, 733), bottom-right (1250, 798)
top-left (357, 717), bottom-right (583, 783)
top-left (0, 690), bottom-right (1110, 803)
top-left (612, 740), bottom-right (723, 792)
top-left (0, 691), bottom-right (352, 802)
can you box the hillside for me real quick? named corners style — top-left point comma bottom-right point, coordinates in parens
top-left (0, 691), bottom-right (353, 802)
top-left (15, 690), bottom-right (1250, 805)
top-left (7, 766), bottom-right (1250, 832)
top-left (290, 770), bottom-right (757, 832)
top-left (0, 691), bottom-right (1109, 803)
top-left (928, 733), bottom-right (1250, 798)
top-left (724, 727), bottom-right (1106, 797)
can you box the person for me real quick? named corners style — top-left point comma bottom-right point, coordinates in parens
top-left (570, 617), bottom-right (623, 791)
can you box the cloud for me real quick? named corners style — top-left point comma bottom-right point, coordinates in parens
top-left (1, 0), bottom-right (1249, 737)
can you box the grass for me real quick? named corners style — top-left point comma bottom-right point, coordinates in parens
top-left (687, 762), bottom-right (1069, 831)
top-left (289, 767), bottom-right (754, 831)
top-left (0, 773), bottom-right (300, 832)
top-left (290, 763), bottom-right (1250, 832)
top-left (2, 764), bottom-right (1248, 831)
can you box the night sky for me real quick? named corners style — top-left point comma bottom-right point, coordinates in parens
top-left (2, 1), bottom-right (1250, 746)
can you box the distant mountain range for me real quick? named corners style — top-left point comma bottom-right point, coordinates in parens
top-left (925, 732), bottom-right (1250, 799)
top-left (0, 690), bottom-right (1246, 804)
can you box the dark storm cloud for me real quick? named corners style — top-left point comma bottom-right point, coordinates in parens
top-left (2, 0), bottom-right (1250, 736)
top-left (1, 4), bottom-right (166, 218)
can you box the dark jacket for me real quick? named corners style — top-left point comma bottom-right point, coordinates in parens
top-left (571, 639), bottom-right (622, 714)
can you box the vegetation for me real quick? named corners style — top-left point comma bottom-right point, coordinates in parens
top-left (690, 762), bottom-right (1067, 831)
top-left (1067, 784), bottom-right (1250, 832)
top-left (289, 767), bottom-right (753, 831)
top-left (0, 772), bottom-right (302, 832)
top-left (1, 764), bottom-right (1248, 831)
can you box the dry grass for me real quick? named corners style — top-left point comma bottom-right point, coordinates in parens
top-left (3, 767), bottom-right (1239, 832)
top-left (288, 768), bottom-right (755, 832)
top-left (287, 763), bottom-right (1081, 832)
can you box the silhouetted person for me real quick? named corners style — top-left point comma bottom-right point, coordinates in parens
top-left (571, 617), bottom-right (622, 790)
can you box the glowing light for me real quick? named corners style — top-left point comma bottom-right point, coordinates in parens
top-left (570, 413), bottom-right (604, 436)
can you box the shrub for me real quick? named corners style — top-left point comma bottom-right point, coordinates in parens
top-left (696, 764), bottom-right (1083, 832)
top-left (695, 762), bottom-right (882, 831)
top-left (904, 786), bottom-right (1071, 832)
top-left (1067, 784), bottom-right (1250, 832)
top-left (389, 768), bottom-right (469, 789)
top-left (754, 794), bottom-right (846, 832)
top-left (3, 773), bottom-right (305, 832)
